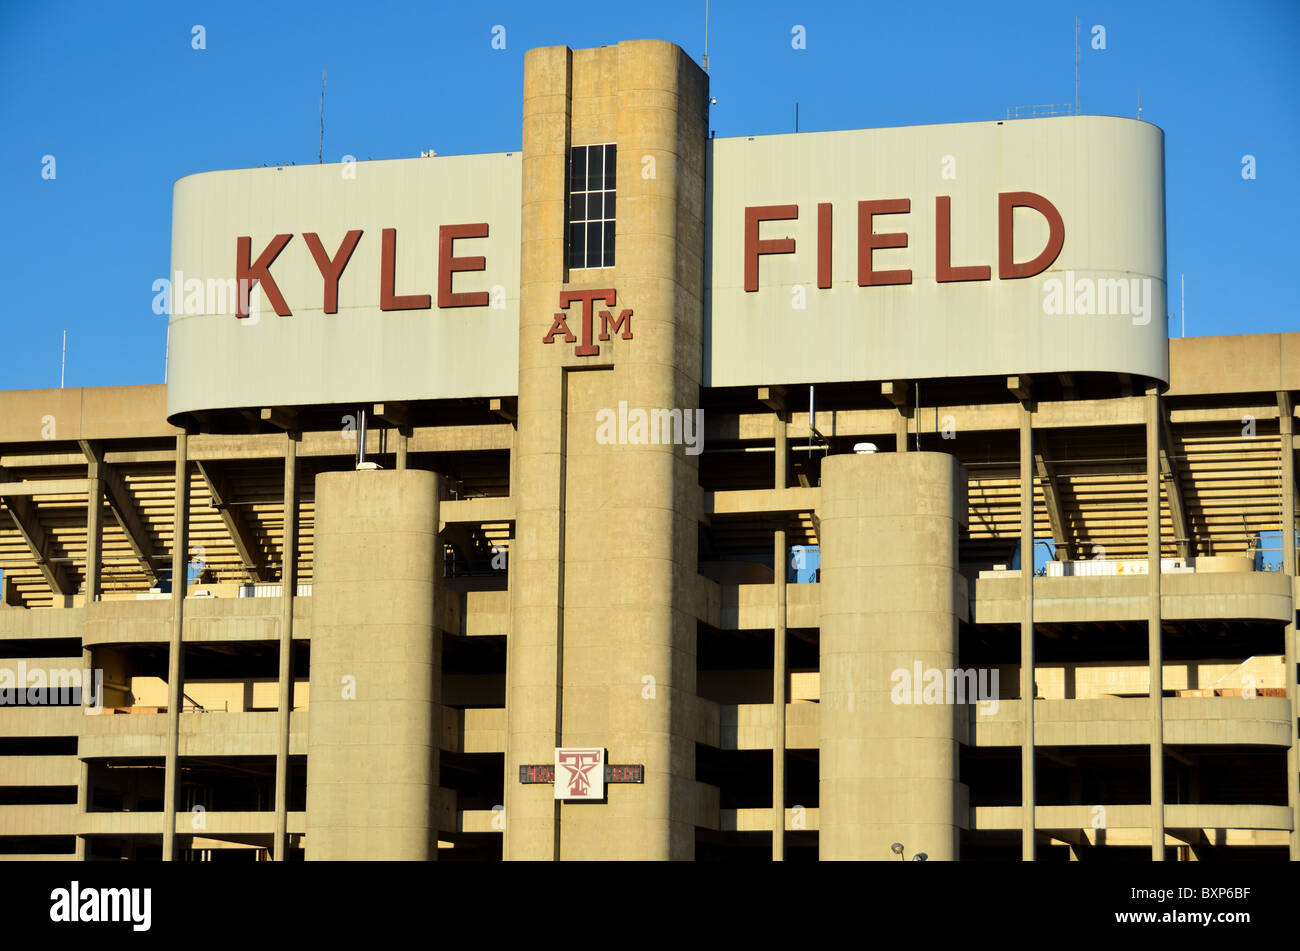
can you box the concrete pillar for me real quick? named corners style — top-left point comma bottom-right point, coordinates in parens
top-left (505, 40), bottom-right (708, 861)
top-left (75, 639), bottom-right (92, 861)
top-left (1279, 391), bottom-right (1298, 860)
top-left (273, 431), bottom-right (297, 860)
top-left (773, 526), bottom-right (787, 860)
top-left (1019, 402), bottom-right (1036, 860)
top-left (85, 456), bottom-right (102, 602)
top-left (396, 427), bottom-right (409, 470)
top-left (305, 469), bottom-right (441, 860)
top-left (162, 432), bottom-right (188, 861)
top-left (1148, 389), bottom-right (1165, 860)
top-left (77, 454), bottom-right (102, 860)
top-left (819, 452), bottom-right (964, 860)
top-left (773, 412), bottom-right (788, 857)
top-left (774, 413), bottom-right (788, 489)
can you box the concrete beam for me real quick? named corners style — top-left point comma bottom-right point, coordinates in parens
top-left (707, 487), bottom-right (821, 516)
top-left (439, 495), bottom-right (516, 529)
top-left (0, 479), bottom-right (89, 496)
top-left (195, 461), bottom-right (270, 583)
top-left (758, 386), bottom-right (786, 414)
top-left (1033, 451), bottom-right (1072, 561)
top-left (79, 440), bottom-right (161, 585)
top-left (488, 397), bottom-right (516, 423)
top-left (85, 451), bottom-right (103, 604)
top-left (373, 402), bottom-right (409, 428)
top-left (0, 464), bottom-right (74, 597)
top-left (1008, 375), bottom-right (1033, 403)
top-left (1157, 401), bottom-right (1192, 559)
top-left (260, 407), bottom-right (300, 431)
top-left (880, 380), bottom-right (909, 408)
top-left (881, 382), bottom-right (911, 451)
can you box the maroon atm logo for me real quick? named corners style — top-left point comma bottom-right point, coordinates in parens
top-left (542, 288), bottom-right (633, 356)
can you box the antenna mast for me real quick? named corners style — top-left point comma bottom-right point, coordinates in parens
top-left (319, 69), bottom-right (326, 164)
top-left (60, 330), bottom-right (66, 388)
top-left (703, 0), bottom-right (709, 69)
top-left (1073, 17), bottom-right (1081, 114)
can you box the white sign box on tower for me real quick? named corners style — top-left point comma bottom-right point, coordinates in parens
top-left (554, 747), bottom-right (606, 800)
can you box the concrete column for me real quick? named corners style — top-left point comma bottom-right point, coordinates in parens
top-left (75, 640), bottom-right (92, 861)
top-left (162, 432), bottom-right (188, 861)
top-left (773, 526), bottom-right (787, 860)
top-left (506, 40), bottom-right (708, 861)
top-left (1018, 402), bottom-right (1035, 860)
top-left (305, 469), bottom-right (441, 859)
top-left (396, 428), bottom-right (409, 470)
top-left (1147, 389), bottom-right (1165, 860)
top-left (273, 431), bottom-right (297, 860)
top-left (819, 452), bottom-right (964, 860)
top-left (773, 410), bottom-right (789, 859)
top-left (774, 413), bottom-right (788, 489)
top-left (85, 456), bottom-right (102, 602)
top-left (77, 455), bottom-right (102, 860)
top-left (1279, 391), bottom-right (1298, 860)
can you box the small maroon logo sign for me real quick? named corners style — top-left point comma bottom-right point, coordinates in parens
top-left (542, 288), bottom-right (632, 356)
top-left (554, 747), bottom-right (606, 800)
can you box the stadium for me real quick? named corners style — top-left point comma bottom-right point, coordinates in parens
top-left (0, 39), bottom-right (1295, 861)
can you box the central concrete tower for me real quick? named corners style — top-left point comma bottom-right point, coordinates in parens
top-left (504, 40), bottom-right (709, 860)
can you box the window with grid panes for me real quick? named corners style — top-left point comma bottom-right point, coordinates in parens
top-left (567, 143), bottom-right (616, 269)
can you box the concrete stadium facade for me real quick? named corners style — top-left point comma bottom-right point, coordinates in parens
top-left (0, 39), bottom-right (1296, 861)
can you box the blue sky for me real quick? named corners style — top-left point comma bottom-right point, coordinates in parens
top-left (1, 0), bottom-right (1296, 390)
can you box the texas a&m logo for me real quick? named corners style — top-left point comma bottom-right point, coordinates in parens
top-left (554, 747), bottom-right (606, 800)
top-left (542, 289), bottom-right (633, 356)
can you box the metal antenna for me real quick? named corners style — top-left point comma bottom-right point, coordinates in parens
top-left (1181, 273), bottom-right (1185, 338)
top-left (1137, 86), bottom-right (1142, 119)
top-left (795, 102), bottom-right (799, 133)
top-left (703, 0), bottom-right (709, 69)
top-left (1074, 17), bottom-right (1081, 114)
top-left (60, 330), bottom-right (66, 388)
top-left (319, 69), bottom-right (326, 164)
